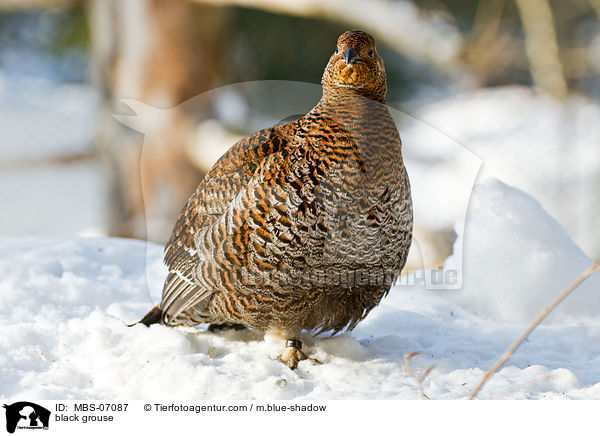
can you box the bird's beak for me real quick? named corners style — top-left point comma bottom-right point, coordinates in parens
top-left (343, 47), bottom-right (360, 65)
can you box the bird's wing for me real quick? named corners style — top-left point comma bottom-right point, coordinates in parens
top-left (159, 123), bottom-right (294, 324)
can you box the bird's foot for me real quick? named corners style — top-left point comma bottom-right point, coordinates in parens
top-left (279, 339), bottom-right (322, 370)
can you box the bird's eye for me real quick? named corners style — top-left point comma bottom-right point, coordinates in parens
top-left (335, 47), bottom-right (339, 54)
top-left (368, 49), bottom-right (374, 58)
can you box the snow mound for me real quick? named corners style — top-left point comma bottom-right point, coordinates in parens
top-left (445, 178), bottom-right (600, 324)
top-left (405, 86), bottom-right (600, 258)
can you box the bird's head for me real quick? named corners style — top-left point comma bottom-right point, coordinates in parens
top-left (322, 30), bottom-right (386, 103)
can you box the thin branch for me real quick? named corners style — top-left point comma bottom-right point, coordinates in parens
top-left (404, 352), bottom-right (435, 400)
top-left (469, 261), bottom-right (600, 400)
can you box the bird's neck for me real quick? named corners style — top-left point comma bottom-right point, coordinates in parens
top-left (321, 83), bottom-right (386, 105)
top-left (317, 87), bottom-right (390, 122)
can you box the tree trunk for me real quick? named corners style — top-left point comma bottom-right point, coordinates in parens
top-left (88, 0), bottom-right (229, 242)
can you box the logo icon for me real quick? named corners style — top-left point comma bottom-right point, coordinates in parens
top-left (3, 402), bottom-right (50, 434)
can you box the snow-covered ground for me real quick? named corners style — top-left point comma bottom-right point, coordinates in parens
top-left (1, 179), bottom-right (599, 400)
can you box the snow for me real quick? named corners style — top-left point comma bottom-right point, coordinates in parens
top-left (0, 78), bottom-right (98, 161)
top-left (445, 179), bottom-right (600, 325)
top-left (0, 73), bottom-right (105, 238)
top-left (1, 179), bottom-right (599, 400)
top-left (403, 86), bottom-right (600, 259)
top-left (0, 162), bottom-right (107, 238)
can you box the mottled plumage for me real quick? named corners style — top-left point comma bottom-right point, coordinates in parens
top-left (139, 30), bottom-right (413, 369)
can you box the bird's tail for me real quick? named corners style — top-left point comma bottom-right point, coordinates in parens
top-left (132, 305), bottom-right (164, 327)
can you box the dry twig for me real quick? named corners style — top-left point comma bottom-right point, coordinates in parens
top-left (469, 262), bottom-right (600, 400)
top-left (404, 352), bottom-right (436, 400)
